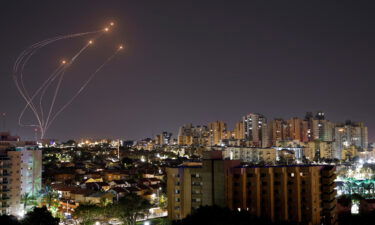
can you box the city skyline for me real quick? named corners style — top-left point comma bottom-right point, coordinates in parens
top-left (1, 1), bottom-right (375, 141)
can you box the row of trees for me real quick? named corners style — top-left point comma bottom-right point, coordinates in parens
top-left (74, 193), bottom-right (152, 225)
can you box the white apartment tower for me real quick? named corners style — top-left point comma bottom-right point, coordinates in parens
top-left (0, 133), bottom-right (42, 216)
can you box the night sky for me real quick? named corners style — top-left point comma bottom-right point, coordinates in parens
top-left (1, 1), bottom-right (375, 141)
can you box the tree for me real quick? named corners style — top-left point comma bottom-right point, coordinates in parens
top-left (0, 215), bottom-right (20, 225)
top-left (74, 204), bottom-right (103, 225)
top-left (21, 206), bottom-right (59, 225)
top-left (41, 185), bottom-right (58, 208)
top-left (21, 193), bottom-right (37, 213)
top-left (110, 193), bottom-right (152, 225)
top-left (158, 194), bottom-right (167, 210)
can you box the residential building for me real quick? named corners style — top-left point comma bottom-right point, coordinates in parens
top-left (208, 121), bottom-right (227, 146)
top-left (334, 121), bottom-right (368, 159)
top-left (270, 119), bottom-right (285, 146)
top-left (155, 132), bottom-right (173, 145)
top-left (167, 151), bottom-right (337, 225)
top-left (305, 141), bottom-right (335, 160)
top-left (243, 113), bottom-right (267, 147)
top-left (223, 147), bottom-right (276, 164)
top-left (234, 122), bottom-right (245, 140)
top-left (310, 112), bottom-right (334, 142)
top-left (0, 145), bottom-right (42, 216)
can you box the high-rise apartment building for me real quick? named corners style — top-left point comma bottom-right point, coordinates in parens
top-left (334, 121), bottom-right (368, 159)
top-left (242, 113), bottom-right (267, 147)
top-left (270, 119), bottom-right (285, 146)
top-left (287, 117), bottom-right (303, 141)
top-left (0, 133), bottom-right (41, 216)
top-left (155, 131), bottom-right (173, 145)
top-left (178, 124), bottom-right (209, 146)
top-left (208, 121), bottom-right (227, 146)
top-left (234, 122), bottom-right (245, 140)
top-left (167, 151), bottom-right (337, 225)
top-left (167, 151), bottom-right (236, 219)
top-left (309, 112), bottom-right (334, 142)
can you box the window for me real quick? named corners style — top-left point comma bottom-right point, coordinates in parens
top-left (192, 189), bottom-right (201, 194)
top-left (192, 181), bottom-right (202, 186)
top-left (192, 198), bottom-right (201, 202)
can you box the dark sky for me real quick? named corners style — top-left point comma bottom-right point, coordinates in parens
top-left (1, 0), bottom-right (375, 141)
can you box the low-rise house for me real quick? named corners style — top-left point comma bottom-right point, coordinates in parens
top-left (109, 187), bottom-right (128, 201)
top-left (84, 182), bottom-right (110, 191)
top-left (108, 180), bottom-right (130, 188)
top-left (124, 186), bottom-right (142, 196)
top-left (52, 185), bottom-right (79, 199)
top-left (84, 178), bottom-right (103, 183)
top-left (70, 188), bottom-right (95, 203)
top-left (85, 192), bottom-right (114, 205)
top-left (103, 170), bottom-right (129, 181)
top-left (139, 178), bottom-right (161, 186)
top-left (54, 172), bottom-right (75, 183)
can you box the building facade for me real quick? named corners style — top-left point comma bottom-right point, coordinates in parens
top-left (0, 133), bottom-right (41, 217)
top-left (167, 151), bottom-right (337, 225)
top-left (242, 113), bottom-right (268, 147)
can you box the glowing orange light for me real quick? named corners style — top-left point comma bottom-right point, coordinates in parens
top-left (104, 27), bottom-right (109, 32)
top-left (61, 60), bottom-right (66, 64)
top-left (110, 22), bottom-right (115, 26)
top-left (118, 45), bottom-right (123, 50)
top-left (88, 40), bottom-right (93, 45)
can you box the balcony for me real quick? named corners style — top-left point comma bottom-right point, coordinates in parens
top-left (191, 177), bottom-right (202, 182)
top-left (0, 204), bottom-right (9, 208)
top-left (0, 196), bottom-right (10, 200)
